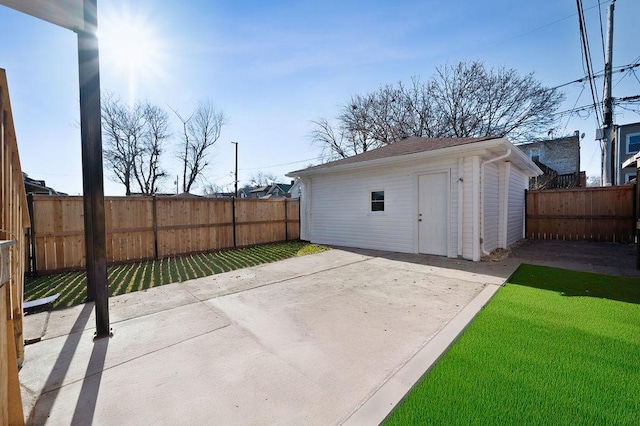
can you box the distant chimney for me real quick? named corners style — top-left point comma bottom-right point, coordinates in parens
top-left (574, 130), bottom-right (580, 138)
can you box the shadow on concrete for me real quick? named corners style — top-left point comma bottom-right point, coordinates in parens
top-left (71, 336), bottom-right (109, 425)
top-left (511, 239), bottom-right (638, 269)
top-left (29, 303), bottom-right (95, 422)
top-left (333, 239), bottom-right (640, 280)
top-left (508, 263), bottom-right (640, 305)
top-left (331, 246), bottom-right (518, 281)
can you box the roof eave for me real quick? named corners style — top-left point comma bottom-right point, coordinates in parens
top-left (288, 137), bottom-right (542, 178)
top-left (504, 140), bottom-right (543, 177)
top-left (288, 138), bottom-right (505, 177)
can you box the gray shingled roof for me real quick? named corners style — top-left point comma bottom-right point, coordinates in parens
top-left (289, 136), bottom-right (495, 175)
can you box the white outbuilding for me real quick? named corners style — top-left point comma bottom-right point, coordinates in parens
top-left (287, 137), bottom-right (541, 261)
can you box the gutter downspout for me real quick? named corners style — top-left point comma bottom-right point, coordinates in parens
top-left (480, 149), bottom-right (511, 256)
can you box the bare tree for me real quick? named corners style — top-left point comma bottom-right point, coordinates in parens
top-left (250, 171), bottom-right (279, 187)
top-left (587, 175), bottom-right (602, 187)
top-left (133, 104), bottom-right (170, 194)
top-left (102, 95), bottom-right (145, 195)
top-left (171, 101), bottom-right (226, 193)
top-left (311, 61), bottom-right (564, 158)
top-left (102, 95), bottom-right (169, 195)
top-left (202, 182), bottom-right (233, 196)
top-left (431, 62), bottom-right (564, 141)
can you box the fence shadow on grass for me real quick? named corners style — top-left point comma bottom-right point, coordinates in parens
top-left (508, 263), bottom-right (640, 305)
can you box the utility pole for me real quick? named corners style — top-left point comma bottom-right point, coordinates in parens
top-left (231, 141), bottom-right (238, 248)
top-left (232, 141), bottom-right (239, 197)
top-left (602, 0), bottom-right (616, 186)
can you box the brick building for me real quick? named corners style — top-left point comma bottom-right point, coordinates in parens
top-left (517, 132), bottom-right (584, 189)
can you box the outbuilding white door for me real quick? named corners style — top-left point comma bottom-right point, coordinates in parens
top-left (418, 173), bottom-right (448, 255)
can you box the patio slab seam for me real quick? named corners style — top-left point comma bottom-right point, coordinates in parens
top-left (189, 257), bottom-right (374, 302)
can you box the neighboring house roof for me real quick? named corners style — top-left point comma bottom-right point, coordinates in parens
top-left (269, 183), bottom-right (293, 194)
top-left (250, 186), bottom-right (270, 193)
top-left (238, 187), bottom-right (253, 197)
top-left (288, 136), bottom-right (541, 177)
top-left (516, 134), bottom-right (579, 147)
top-left (23, 173), bottom-right (67, 195)
top-left (205, 192), bottom-right (235, 198)
top-left (171, 192), bottom-right (203, 198)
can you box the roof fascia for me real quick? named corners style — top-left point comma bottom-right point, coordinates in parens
top-left (288, 139), bottom-right (508, 177)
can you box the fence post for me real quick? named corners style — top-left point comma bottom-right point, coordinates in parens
top-left (299, 197), bottom-right (302, 241)
top-left (524, 189), bottom-right (528, 239)
top-left (232, 197), bottom-right (237, 247)
top-left (635, 175), bottom-right (640, 269)
top-left (152, 195), bottom-right (159, 260)
top-left (26, 193), bottom-right (37, 276)
top-left (284, 199), bottom-right (288, 241)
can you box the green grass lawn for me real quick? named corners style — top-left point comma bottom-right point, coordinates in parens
top-left (385, 264), bottom-right (640, 425)
top-left (25, 241), bottom-right (328, 310)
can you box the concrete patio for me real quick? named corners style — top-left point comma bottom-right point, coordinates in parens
top-left (19, 241), bottom-right (640, 425)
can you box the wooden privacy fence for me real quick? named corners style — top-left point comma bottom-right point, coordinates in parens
top-left (30, 195), bottom-right (300, 273)
top-left (1, 68), bottom-right (27, 425)
top-left (526, 185), bottom-right (635, 243)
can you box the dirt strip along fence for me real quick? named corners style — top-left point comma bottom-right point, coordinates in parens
top-left (526, 185), bottom-right (635, 243)
top-left (29, 195), bottom-right (300, 274)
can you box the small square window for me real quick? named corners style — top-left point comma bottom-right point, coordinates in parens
top-left (371, 191), bottom-right (384, 212)
top-left (627, 133), bottom-right (640, 154)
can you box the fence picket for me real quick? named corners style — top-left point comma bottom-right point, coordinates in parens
top-left (526, 186), bottom-right (635, 243)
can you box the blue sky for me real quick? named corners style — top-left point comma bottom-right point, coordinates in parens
top-left (1, 0), bottom-right (639, 195)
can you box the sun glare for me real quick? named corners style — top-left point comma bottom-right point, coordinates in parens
top-left (99, 7), bottom-right (167, 103)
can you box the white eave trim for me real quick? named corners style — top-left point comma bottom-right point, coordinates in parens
top-left (288, 138), bottom-right (542, 178)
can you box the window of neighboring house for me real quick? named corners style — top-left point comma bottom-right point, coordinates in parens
top-left (625, 172), bottom-right (637, 182)
top-left (371, 191), bottom-right (385, 212)
top-left (529, 148), bottom-right (540, 163)
top-left (626, 133), bottom-right (640, 154)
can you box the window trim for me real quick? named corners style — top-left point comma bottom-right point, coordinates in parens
top-left (370, 189), bottom-right (385, 213)
top-left (625, 132), bottom-right (640, 154)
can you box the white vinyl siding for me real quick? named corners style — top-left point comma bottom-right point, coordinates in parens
top-left (297, 142), bottom-right (536, 261)
top-left (482, 162), bottom-right (500, 253)
top-left (448, 168), bottom-right (459, 258)
top-left (306, 158), bottom-right (457, 255)
top-left (507, 166), bottom-right (528, 245)
top-left (299, 177), bottom-right (311, 240)
top-left (309, 169), bottom-right (414, 253)
top-left (461, 156), bottom-right (479, 260)
top-left (498, 163), bottom-right (509, 248)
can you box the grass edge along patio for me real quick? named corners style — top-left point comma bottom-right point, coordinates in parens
top-left (385, 264), bottom-right (640, 425)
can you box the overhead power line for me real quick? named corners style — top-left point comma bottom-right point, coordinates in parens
top-left (576, 0), bottom-right (603, 128)
top-left (553, 94), bottom-right (640, 118)
top-left (552, 61), bottom-right (640, 90)
top-left (597, 0), bottom-right (607, 60)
